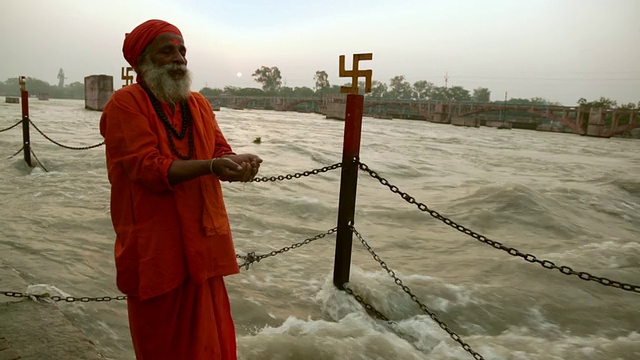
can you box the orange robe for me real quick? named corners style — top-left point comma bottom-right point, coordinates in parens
top-left (100, 84), bottom-right (239, 359)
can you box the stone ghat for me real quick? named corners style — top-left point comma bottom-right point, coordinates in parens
top-left (0, 260), bottom-right (105, 360)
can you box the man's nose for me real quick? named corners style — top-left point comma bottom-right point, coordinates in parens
top-left (173, 52), bottom-right (186, 65)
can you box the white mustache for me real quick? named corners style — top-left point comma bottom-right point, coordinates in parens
top-left (161, 63), bottom-right (188, 73)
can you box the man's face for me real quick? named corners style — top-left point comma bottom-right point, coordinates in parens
top-left (137, 33), bottom-right (192, 104)
top-left (146, 33), bottom-right (188, 77)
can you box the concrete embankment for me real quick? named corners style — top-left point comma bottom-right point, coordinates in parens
top-left (0, 260), bottom-right (105, 360)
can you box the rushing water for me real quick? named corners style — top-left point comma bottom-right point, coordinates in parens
top-left (0, 97), bottom-right (639, 360)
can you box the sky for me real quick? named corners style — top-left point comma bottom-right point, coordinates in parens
top-left (2, 0), bottom-right (639, 106)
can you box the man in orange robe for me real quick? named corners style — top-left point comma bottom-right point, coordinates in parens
top-left (99, 19), bottom-right (262, 360)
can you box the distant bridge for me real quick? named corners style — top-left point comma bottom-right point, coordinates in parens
top-left (207, 96), bottom-right (322, 113)
top-left (205, 95), bottom-right (640, 138)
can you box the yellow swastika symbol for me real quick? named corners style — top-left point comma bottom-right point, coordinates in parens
top-left (121, 67), bottom-right (134, 87)
top-left (339, 53), bottom-right (373, 94)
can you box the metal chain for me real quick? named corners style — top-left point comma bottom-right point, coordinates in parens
top-left (251, 163), bottom-right (342, 182)
top-left (30, 149), bottom-right (49, 172)
top-left (8, 146), bottom-right (24, 159)
top-left (236, 227), bottom-right (338, 269)
top-left (0, 119), bottom-right (22, 133)
top-left (342, 284), bottom-right (391, 322)
top-left (343, 284), bottom-right (446, 357)
top-left (29, 119), bottom-right (104, 150)
top-left (350, 225), bottom-right (485, 360)
top-left (0, 291), bottom-right (126, 302)
top-left (358, 161), bottom-right (640, 294)
top-left (0, 228), bottom-right (338, 302)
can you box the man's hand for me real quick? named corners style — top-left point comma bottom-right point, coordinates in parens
top-left (212, 153), bottom-right (262, 182)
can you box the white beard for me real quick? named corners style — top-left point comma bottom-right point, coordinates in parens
top-left (138, 57), bottom-right (193, 105)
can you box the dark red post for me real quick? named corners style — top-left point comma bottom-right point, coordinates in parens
top-left (19, 76), bottom-right (32, 167)
top-left (333, 93), bottom-right (364, 289)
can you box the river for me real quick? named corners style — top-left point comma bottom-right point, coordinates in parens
top-left (0, 97), bottom-right (638, 359)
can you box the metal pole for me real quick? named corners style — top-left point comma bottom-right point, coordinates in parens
top-left (333, 93), bottom-right (364, 289)
top-left (19, 76), bottom-right (32, 167)
top-left (503, 91), bottom-right (508, 122)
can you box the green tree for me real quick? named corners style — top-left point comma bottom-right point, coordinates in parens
top-left (413, 80), bottom-right (433, 100)
top-left (369, 80), bottom-right (387, 98)
top-left (252, 66), bottom-right (282, 93)
top-left (430, 86), bottom-right (449, 100)
top-left (529, 97), bottom-right (552, 105)
top-left (4, 77), bottom-right (21, 92)
top-left (313, 70), bottom-right (330, 93)
top-left (22, 77), bottom-right (53, 96)
top-left (358, 80), bottom-right (367, 95)
top-left (578, 97), bottom-right (617, 109)
top-left (0, 77), bottom-right (68, 97)
top-left (64, 82), bottom-right (85, 99)
top-left (472, 87), bottom-right (491, 102)
top-left (221, 86), bottom-right (265, 96)
top-left (323, 84), bottom-right (344, 95)
top-left (619, 103), bottom-right (637, 109)
top-left (279, 86), bottom-right (294, 97)
top-left (388, 75), bottom-right (412, 99)
top-left (222, 85), bottom-right (240, 95)
top-left (447, 86), bottom-right (471, 101)
top-left (292, 86), bottom-right (315, 97)
top-left (508, 98), bottom-right (531, 104)
top-left (200, 87), bottom-right (223, 96)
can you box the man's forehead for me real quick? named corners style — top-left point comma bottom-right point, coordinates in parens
top-left (150, 33), bottom-right (184, 47)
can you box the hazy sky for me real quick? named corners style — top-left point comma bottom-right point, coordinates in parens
top-left (3, 0), bottom-right (639, 105)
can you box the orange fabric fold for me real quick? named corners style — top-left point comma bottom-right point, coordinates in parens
top-left (127, 276), bottom-right (237, 360)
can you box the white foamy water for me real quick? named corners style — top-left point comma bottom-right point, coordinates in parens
top-left (0, 97), bottom-right (639, 360)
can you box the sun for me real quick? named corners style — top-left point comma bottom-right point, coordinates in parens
top-left (236, 72), bottom-right (242, 78)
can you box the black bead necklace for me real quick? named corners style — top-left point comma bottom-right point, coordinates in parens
top-left (140, 84), bottom-right (195, 160)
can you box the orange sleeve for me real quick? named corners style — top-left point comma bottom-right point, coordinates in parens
top-left (100, 90), bottom-right (173, 193)
top-left (211, 112), bottom-right (235, 158)
top-left (194, 93), bottom-right (234, 158)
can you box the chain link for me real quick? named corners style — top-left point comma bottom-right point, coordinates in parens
top-left (350, 226), bottom-right (485, 360)
top-left (358, 161), bottom-right (640, 294)
top-left (8, 146), bottom-right (24, 159)
top-left (237, 227), bottom-right (338, 269)
top-left (251, 163), bottom-right (341, 182)
top-left (0, 290), bottom-right (126, 302)
top-left (0, 119), bottom-right (22, 133)
top-left (31, 149), bottom-right (49, 172)
top-left (343, 284), bottom-right (445, 357)
top-left (342, 284), bottom-right (390, 322)
top-left (29, 119), bottom-right (104, 150)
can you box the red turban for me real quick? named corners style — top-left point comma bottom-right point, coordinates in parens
top-left (122, 19), bottom-right (182, 67)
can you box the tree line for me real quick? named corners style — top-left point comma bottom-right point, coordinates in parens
top-left (0, 77), bottom-right (85, 99)
top-left (201, 66), bottom-right (499, 103)
top-left (1, 66), bottom-right (638, 109)
top-left (201, 66), bottom-right (640, 109)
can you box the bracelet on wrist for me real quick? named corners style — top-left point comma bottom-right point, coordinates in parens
top-left (209, 158), bottom-right (218, 176)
